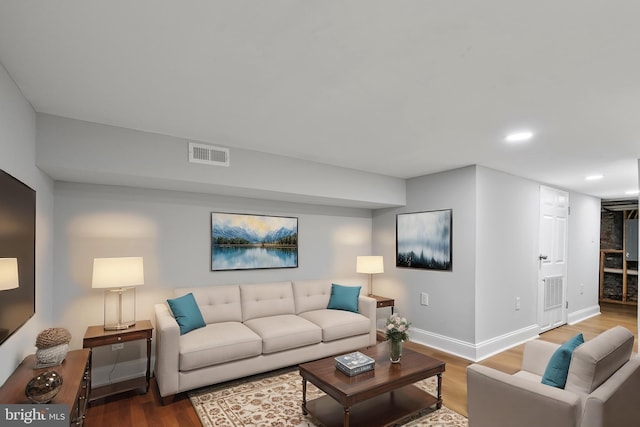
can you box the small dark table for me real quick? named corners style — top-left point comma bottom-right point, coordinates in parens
top-left (299, 342), bottom-right (445, 427)
top-left (369, 294), bottom-right (395, 314)
top-left (83, 320), bottom-right (153, 402)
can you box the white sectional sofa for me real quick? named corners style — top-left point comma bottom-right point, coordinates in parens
top-left (154, 279), bottom-right (377, 402)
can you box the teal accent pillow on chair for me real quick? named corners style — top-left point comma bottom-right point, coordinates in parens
top-left (541, 333), bottom-right (584, 388)
top-left (167, 292), bottom-right (206, 335)
top-left (327, 283), bottom-right (361, 313)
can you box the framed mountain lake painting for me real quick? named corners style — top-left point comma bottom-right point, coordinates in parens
top-left (396, 209), bottom-right (452, 271)
top-left (211, 212), bottom-right (298, 271)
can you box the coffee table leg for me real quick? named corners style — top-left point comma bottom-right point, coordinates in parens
top-left (343, 406), bottom-right (350, 427)
top-left (301, 378), bottom-right (308, 415)
top-left (436, 372), bottom-right (443, 409)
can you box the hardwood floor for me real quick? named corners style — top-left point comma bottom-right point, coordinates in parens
top-left (85, 303), bottom-right (637, 425)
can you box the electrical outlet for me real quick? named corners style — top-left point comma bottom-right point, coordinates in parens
top-left (420, 292), bottom-right (429, 306)
top-left (111, 343), bottom-right (124, 351)
top-left (515, 297), bottom-right (521, 311)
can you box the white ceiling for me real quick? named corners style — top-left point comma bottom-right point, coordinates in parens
top-left (0, 1), bottom-right (638, 200)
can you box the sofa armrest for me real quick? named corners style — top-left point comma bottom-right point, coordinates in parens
top-left (467, 364), bottom-right (581, 427)
top-left (521, 339), bottom-right (559, 376)
top-left (154, 303), bottom-right (181, 398)
top-left (581, 356), bottom-right (640, 427)
top-left (358, 295), bottom-right (377, 346)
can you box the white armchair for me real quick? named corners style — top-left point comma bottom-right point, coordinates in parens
top-left (466, 326), bottom-right (640, 427)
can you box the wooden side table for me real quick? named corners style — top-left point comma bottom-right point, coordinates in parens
top-left (0, 349), bottom-right (91, 426)
top-left (82, 320), bottom-right (153, 402)
top-left (370, 294), bottom-right (395, 314)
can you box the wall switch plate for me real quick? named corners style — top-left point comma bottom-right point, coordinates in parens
top-left (111, 343), bottom-right (124, 351)
top-left (515, 297), bottom-right (521, 311)
top-left (420, 292), bottom-right (429, 306)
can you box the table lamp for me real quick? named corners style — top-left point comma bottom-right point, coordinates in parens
top-left (0, 258), bottom-right (19, 291)
top-left (92, 257), bottom-right (144, 330)
top-left (356, 256), bottom-right (384, 296)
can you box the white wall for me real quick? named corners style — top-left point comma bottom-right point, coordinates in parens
top-left (372, 166), bottom-right (477, 356)
top-left (0, 64), bottom-right (55, 383)
top-left (52, 182), bottom-right (373, 385)
top-left (566, 191), bottom-right (601, 324)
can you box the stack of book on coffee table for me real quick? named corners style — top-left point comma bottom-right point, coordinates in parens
top-left (335, 351), bottom-right (375, 376)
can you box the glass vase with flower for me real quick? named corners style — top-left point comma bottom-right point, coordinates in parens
top-left (385, 313), bottom-right (411, 363)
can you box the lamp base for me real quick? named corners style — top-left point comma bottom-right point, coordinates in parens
top-left (103, 287), bottom-right (137, 331)
top-left (103, 321), bottom-right (136, 331)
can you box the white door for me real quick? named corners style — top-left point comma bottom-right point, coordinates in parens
top-left (538, 186), bottom-right (569, 333)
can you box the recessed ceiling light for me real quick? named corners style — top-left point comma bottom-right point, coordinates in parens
top-left (625, 189), bottom-right (639, 195)
top-left (585, 174), bottom-right (604, 181)
top-left (505, 131), bottom-right (534, 143)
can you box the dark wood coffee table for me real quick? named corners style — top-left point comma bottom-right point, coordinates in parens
top-left (299, 342), bottom-right (445, 427)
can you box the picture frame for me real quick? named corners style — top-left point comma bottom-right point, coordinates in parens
top-left (211, 212), bottom-right (298, 271)
top-left (396, 209), bottom-right (452, 271)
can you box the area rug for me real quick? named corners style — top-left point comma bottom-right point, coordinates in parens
top-left (189, 368), bottom-right (468, 427)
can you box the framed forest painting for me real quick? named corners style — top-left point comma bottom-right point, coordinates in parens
top-left (396, 209), bottom-right (452, 271)
top-left (211, 212), bottom-right (298, 271)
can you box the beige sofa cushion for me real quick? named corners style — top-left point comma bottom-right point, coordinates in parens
top-left (299, 309), bottom-right (371, 342)
top-left (565, 326), bottom-right (634, 395)
top-left (293, 280), bottom-right (332, 313)
top-left (244, 314), bottom-right (321, 354)
top-left (240, 282), bottom-right (295, 321)
top-left (176, 285), bottom-right (242, 323)
top-left (178, 321), bottom-right (261, 371)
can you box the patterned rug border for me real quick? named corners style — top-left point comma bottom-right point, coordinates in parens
top-left (189, 367), bottom-right (468, 427)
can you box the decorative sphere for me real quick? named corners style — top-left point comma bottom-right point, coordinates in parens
top-left (25, 370), bottom-right (63, 403)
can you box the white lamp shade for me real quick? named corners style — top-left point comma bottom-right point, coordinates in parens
top-left (356, 256), bottom-right (384, 274)
top-left (0, 258), bottom-right (19, 290)
top-left (92, 257), bottom-right (144, 289)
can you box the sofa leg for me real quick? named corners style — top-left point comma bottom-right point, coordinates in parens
top-left (160, 394), bottom-right (175, 406)
top-left (155, 376), bottom-right (177, 406)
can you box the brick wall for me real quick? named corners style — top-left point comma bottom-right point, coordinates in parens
top-left (600, 211), bottom-right (623, 250)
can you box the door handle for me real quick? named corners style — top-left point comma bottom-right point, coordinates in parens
top-left (539, 254), bottom-right (548, 260)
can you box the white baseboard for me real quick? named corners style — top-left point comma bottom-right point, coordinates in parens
top-left (568, 304), bottom-right (601, 325)
top-left (409, 324), bottom-right (540, 362)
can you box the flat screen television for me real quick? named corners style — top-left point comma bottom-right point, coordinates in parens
top-left (0, 169), bottom-right (35, 346)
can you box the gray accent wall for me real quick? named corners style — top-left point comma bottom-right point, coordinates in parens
top-left (36, 113), bottom-right (406, 209)
top-left (0, 65), bottom-right (606, 383)
top-left (0, 63), bottom-right (55, 383)
top-left (372, 165), bottom-right (601, 361)
top-left (52, 182), bottom-right (374, 385)
top-left (475, 167), bottom-right (540, 349)
top-left (372, 166), bottom-right (477, 350)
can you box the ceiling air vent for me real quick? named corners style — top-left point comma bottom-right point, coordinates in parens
top-left (188, 142), bottom-right (230, 167)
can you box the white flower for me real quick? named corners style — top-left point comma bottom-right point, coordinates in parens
top-left (385, 313), bottom-right (411, 342)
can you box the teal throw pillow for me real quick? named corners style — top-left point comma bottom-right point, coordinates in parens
top-left (541, 333), bottom-right (584, 388)
top-left (327, 283), bottom-right (361, 313)
top-left (167, 293), bottom-right (206, 335)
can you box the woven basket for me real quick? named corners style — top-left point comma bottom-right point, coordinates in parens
top-left (35, 328), bottom-right (71, 349)
top-left (35, 343), bottom-right (69, 368)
